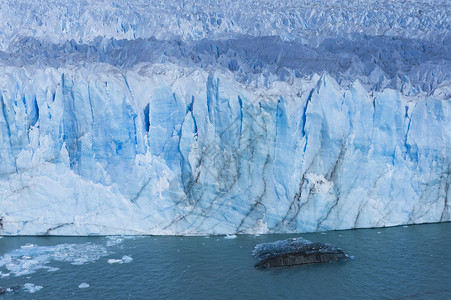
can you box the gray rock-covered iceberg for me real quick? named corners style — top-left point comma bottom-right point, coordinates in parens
top-left (252, 237), bottom-right (347, 269)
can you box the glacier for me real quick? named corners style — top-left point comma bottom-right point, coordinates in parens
top-left (0, 0), bottom-right (450, 235)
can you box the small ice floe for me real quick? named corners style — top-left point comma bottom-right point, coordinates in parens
top-left (0, 271), bottom-right (10, 277)
top-left (106, 236), bottom-right (135, 247)
top-left (78, 283), bottom-right (90, 289)
top-left (71, 258), bottom-right (89, 265)
top-left (377, 231), bottom-right (381, 234)
top-left (21, 244), bottom-right (36, 249)
top-left (106, 236), bottom-right (124, 247)
top-left (122, 255), bottom-right (133, 263)
top-left (403, 225), bottom-right (408, 228)
top-left (23, 283), bottom-right (43, 293)
top-left (0, 286), bottom-right (21, 294)
top-left (224, 234), bottom-right (237, 239)
top-left (107, 255), bottom-right (133, 264)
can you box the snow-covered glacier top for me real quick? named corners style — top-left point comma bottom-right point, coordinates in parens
top-left (1, 0), bottom-right (450, 98)
top-left (0, 0), bottom-right (450, 235)
top-left (1, 0), bottom-right (449, 47)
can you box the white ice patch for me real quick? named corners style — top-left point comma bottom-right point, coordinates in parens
top-left (106, 236), bottom-right (126, 247)
top-left (224, 234), bottom-right (237, 239)
top-left (106, 236), bottom-right (137, 247)
top-left (78, 282), bottom-right (90, 289)
top-left (121, 255), bottom-right (133, 263)
top-left (304, 173), bottom-right (334, 194)
top-left (0, 271), bottom-right (10, 277)
top-left (0, 242), bottom-right (111, 277)
top-left (23, 283), bottom-right (43, 293)
top-left (107, 255), bottom-right (133, 264)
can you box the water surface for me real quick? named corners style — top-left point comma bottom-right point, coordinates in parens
top-left (0, 223), bottom-right (450, 299)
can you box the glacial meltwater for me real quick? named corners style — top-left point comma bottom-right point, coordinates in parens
top-left (0, 223), bottom-right (450, 299)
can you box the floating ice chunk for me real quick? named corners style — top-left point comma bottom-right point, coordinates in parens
top-left (107, 255), bottom-right (133, 264)
top-left (46, 267), bottom-right (60, 272)
top-left (0, 286), bottom-right (21, 294)
top-left (71, 259), bottom-right (89, 265)
top-left (121, 255), bottom-right (133, 263)
top-left (106, 236), bottom-right (125, 247)
top-left (224, 234), bottom-right (237, 239)
top-left (107, 259), bottom-right (122, 264)
top-left (23, 283), bottom-right (43, 293)
top-left (0, 271), bottom-right (10, 277)
top-left (78, 283), bottom-right (90, 289)
top-left (252, 237), bottom-right (312, 261)
top-left (106, 236), bottom-right (137, 247)
top-left (252, 237), bottom-right (347, 269)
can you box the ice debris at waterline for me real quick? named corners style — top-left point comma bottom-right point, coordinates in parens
top-left (0, 286), bottom-right (21, 295)
top-left (252, 237), bottom-right (347, 269)
top-left (0, 238), bottom-right (132, 277)
top-left (0, 284), bottom-right (43, 295)
top-left (0, 0), bottom-right (450, 236)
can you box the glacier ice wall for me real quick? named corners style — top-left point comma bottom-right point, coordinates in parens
top-left (0, 0), bottom-right (450, 235)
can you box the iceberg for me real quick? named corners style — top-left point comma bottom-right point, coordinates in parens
top-left (0, 0), bottom-right (449, 235)
top-left (252, 237), bottom-right (347, 269)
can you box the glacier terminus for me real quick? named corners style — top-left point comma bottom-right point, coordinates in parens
top-left (0, 0), bottom-right (450, 235)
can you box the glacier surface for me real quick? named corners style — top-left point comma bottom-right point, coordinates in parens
top-left (0, 0), bottom-right (450, 235)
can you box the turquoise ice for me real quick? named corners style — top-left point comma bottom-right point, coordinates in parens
top-left (0, 0), bottom-right (449, 235)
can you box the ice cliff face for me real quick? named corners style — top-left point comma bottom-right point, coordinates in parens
top-left (0, 0), bottom-right (450, 235)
